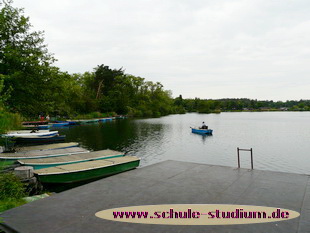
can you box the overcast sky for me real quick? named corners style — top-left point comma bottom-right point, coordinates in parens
top-left (12, 0), bottom-right (310, 101)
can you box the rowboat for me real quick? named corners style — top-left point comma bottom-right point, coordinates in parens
top-left (34, 156), bottom-right (140, 183)
top-left (191, 128), bottom-right (213, 135)
top-left (18, 149), bottom-right (125, 169)
top-left (14, 142), bottom-right (80, 153)
top-left (66, 121), bottom-right (81, 125)
top-left (7, 130), bottom-right (50, 134)
top-left (14, 135), bottom-right (66, 144)
top-left (38, 125), bottom-right (52, 129)
top-left (73, 119), bottom-right (99, 124)
top-left (3, 131), bottom-right (58, 138)
top-left (79, 119), bottom-right (99, 123)
top-left (0, 147), bottom-right (89, 160)
top-left (99, 118), bottom-right (113, 122)
top-left (49, 122), bottom-right (70, 127)
top-left (22, 121), bottom-right (48, 126)
top-left (22, 125), bottom-right (42, 129)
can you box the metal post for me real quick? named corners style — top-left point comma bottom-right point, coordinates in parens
top-left (237, 147), bottom-right (240, 168)
top-left (250, 148), bottom-right (253, 169)
top-left (237, 147), bottom-right (254, 170)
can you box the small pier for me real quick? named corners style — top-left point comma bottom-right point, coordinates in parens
top-left (1, 160), bottom-right (310, 233)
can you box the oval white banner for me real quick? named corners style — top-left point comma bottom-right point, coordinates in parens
top-left (95, 204), bottom-right (300, 225)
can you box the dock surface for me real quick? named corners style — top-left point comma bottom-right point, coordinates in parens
top-left (1, 160), bottom-right (310, 233)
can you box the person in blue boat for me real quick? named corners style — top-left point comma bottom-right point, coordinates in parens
top-left (201, 122), bottom-right (208, 129)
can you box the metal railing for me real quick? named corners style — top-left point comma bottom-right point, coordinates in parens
top-left (237, 147), bottom-right (253, 169)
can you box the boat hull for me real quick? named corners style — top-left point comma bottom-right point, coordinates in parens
top-left (22, 154), bottom-right (125, 170)
top-left (14, 135), bottom-right (66, 144)
top-left (14, 142), bottom-right (79, 153)
top-left (7, 130), bottom-right (50, 134)
top-left (35, 158), bottom-right (140, 183)
top-left (22, 121), bottom-right (48, 125)
top-left (0, 147), bottom-right (89, 160)
top-left (67, 121), bottom-right (81, 125)
top-left (49, 123), bottom-right (70, 127)
top-left (18, 152), bottom-right (125, 170)
top-left (191, 128), bottom-right (213, 135)
top-left (84, 119), bottom-right (100, 123)
top-left (38, 125), bottom-right (52, 129)
top-left (3, 131), bottom-right (58, 138)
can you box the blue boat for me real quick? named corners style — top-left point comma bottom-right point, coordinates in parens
top-left (38, 125), bottom-right (52, 129)
top-left (49, 122), bottom-right (70, 127)
top-left (66, 121), bottom-right (81, 125)
top-left (99, 118), bottom-right (112, 122)
top-left (191, 128), bottom-right (213, 135)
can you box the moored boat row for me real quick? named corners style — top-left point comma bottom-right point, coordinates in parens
top-left (1, 116), bottom-right (136, 186)
top-left (18, 149), bottom-right (125, 169)
top-left (21, 116), bottom-right (128, 130)
top-left (1, 140), bottom-right (139, 184)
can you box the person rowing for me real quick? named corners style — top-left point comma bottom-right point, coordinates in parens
top-left (201, 122), bottom-right (208, 129)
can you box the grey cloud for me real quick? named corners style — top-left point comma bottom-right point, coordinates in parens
top-left (13, 0), bottom-right (310, 100)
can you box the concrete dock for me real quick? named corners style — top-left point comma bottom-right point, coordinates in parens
top-left (1, 160), bottom-right (310, 233)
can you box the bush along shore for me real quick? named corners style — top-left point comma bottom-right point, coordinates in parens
top-left (0, 171), bottom-right (27, 212)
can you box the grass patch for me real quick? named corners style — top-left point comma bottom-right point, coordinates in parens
top-left (0, 160), bottom-right (15, 170)
top-left (0, 198), bottom-right (27, 212)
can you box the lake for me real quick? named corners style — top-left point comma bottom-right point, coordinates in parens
top-left (57, 112), bottom-right (310, 175)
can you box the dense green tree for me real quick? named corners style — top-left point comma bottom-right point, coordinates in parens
top-left (93, 64), bottom-right (124, 99)
top-left (0, 0), bottom-right (58, 116)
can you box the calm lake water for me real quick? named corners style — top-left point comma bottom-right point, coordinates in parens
top-left (57, 112), bottom-right (310, 175)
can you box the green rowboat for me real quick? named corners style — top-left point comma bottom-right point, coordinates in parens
top-left (34, 156), bottom-right (140, 183)
top-left (18, 149), bottom-right (125, 169)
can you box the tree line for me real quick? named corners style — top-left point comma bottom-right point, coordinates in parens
top-left (0, 0), bottom-right (309, 129)
top-left (174, 96), bottom-right (310, 113)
